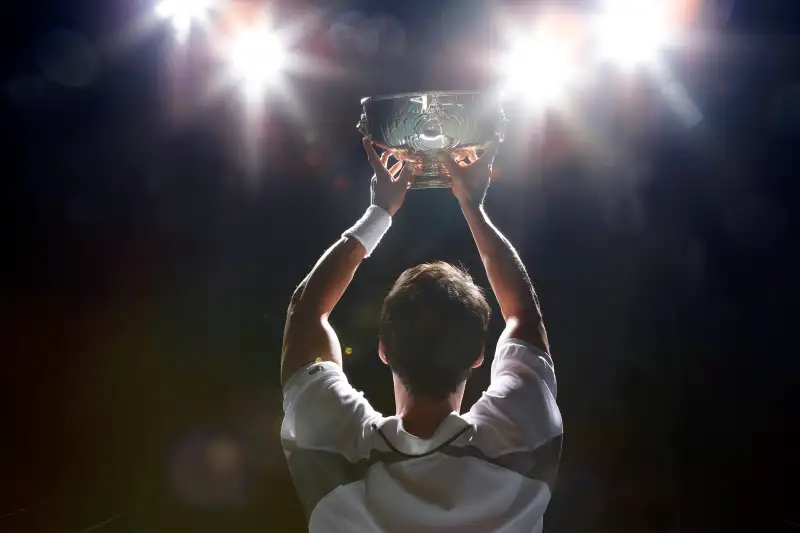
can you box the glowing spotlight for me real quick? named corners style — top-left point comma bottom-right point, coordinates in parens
top-left (155, 0), bottom-right (215, 37)
top-left (227, 24), bottom-right (287, 98)
top-left (501, 32), bottom-right (577, 108)
top-left (596, 0), bottom-right (678, 67)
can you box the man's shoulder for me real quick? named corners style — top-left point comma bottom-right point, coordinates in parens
top-left (463, 339), bottom-right (562, 456)
top-left (281, 361), bottom-right (384, 461)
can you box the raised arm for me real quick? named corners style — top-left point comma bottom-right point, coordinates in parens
top-left (280, 142), bottom-right (412, 385)
top-left (439, 146), bottom-right (549, 355)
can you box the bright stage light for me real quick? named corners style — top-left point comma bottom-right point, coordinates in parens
top-left (227, 25), bottom-right (287, 98)
top-left (596, 0), bottom-right (676, 67)
top-left (155, 0), bottom-right (215, 36)
top-left (500, 33), bottom-right (577, 108)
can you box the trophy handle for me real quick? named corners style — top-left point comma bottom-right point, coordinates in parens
top-left (356, 113), bottom-right (368, 137)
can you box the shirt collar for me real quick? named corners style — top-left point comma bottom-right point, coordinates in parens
top-left (374, 412), bottom-right (473, 456)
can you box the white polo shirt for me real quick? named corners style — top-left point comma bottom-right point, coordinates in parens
top-left (281, 338), bottom-right (563, 533)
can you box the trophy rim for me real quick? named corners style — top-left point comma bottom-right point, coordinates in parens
top-left (360, 90), bottom-right (494, 105)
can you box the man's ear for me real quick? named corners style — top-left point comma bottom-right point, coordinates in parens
top-left (378, 338), bottom-right (388, 365)
top-left (471, 346), bottom-right (485, 369)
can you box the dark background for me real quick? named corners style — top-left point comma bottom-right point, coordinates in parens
top-left (2, 0), bottom-right (798, 532)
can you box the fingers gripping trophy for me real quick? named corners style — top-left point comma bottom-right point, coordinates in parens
top-left (358, 92), bottom-right (507, 190)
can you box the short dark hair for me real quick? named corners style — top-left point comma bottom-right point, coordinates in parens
top-left (379, 262), bottom-right (492, 401)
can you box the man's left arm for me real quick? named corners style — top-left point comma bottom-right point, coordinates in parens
top-left (280, 141), bottom-right (412, 386)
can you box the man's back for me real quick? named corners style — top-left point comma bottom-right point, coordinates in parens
top-left (281, 339), bottom-right (563, 533)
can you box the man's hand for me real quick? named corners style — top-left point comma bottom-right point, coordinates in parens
top-left (364, 138), bottom-right (412, 216)
top-left (438, 139), bottom-right (499, 208)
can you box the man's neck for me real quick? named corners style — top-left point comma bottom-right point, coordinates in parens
top-left (393, 374), bottom-right (464, 439)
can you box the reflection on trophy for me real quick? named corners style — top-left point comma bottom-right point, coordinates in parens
top-left (357, 92), bottom-right (507, 189)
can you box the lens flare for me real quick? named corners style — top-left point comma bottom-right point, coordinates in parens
top-left (597, 0), bottom-right (677, 67)
top-left (501, 33), bottom-right (577, 108)
top-left (227, 24), bottom-right (287, 98)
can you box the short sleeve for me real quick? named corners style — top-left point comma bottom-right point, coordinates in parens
top-left (281, 361), bottom-right (380, 460)
top-left (467, 339), bottom-right (562, 452)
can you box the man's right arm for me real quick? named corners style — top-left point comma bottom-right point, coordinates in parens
top-left (447, 149), bottom-right (561, 457)
top-left (439, 145), bottom-right (549, 356)
top-left (460, 203), bottom-right (550, 356)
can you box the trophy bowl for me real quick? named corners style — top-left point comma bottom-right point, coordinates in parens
top-left (357, 91), bottom-right (506, 189)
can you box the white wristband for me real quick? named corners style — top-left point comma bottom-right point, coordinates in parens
top-left (343, 205), bottom-right (392, 257)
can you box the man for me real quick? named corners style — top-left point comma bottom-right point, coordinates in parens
top-left (280, 138), bottom-right (562, 533)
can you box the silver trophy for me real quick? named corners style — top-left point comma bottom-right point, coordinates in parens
top-left (357, 91), bottom-right (507, 189)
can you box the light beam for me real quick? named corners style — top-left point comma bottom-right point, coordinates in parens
top-left (155, 0), bottom-right (215, 38)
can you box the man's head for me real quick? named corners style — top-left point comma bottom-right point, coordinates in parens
top-left (379, 262), bottom-right (491, 401)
